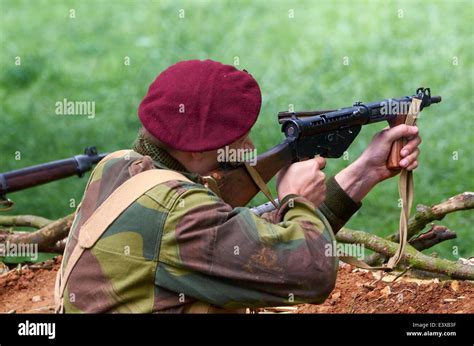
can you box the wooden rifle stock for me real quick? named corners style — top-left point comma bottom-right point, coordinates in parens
top-left (207, 140), bottom-right (295, 208)
top-left (3, 162), bottom-right (79, 194)
top-left (387, 115), bottom-right (407, 170)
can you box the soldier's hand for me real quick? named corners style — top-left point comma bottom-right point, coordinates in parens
top-left (334, 125), bottom-right (421, 203)
top-left (358, 125), bottom-right (421, 182)
top-left (276, 156), bottom-right (326, 208)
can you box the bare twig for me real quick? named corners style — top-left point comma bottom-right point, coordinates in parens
top-left (390, 266), bottom-right (412, 284)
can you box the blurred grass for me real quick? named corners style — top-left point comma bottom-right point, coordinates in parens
top-left (0, 0), bottom-right (472, 261)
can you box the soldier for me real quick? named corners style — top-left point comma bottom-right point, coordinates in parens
top-left (55, 59), bottom-right (421, 313)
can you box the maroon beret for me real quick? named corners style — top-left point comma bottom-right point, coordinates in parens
top-left (138, 59), bottom-right (261, 152)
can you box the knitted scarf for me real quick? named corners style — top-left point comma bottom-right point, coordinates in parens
top-left (132, 132), bottom-right (187, 172)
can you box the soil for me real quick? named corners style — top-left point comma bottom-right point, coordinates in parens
top-left (0, 258), bottom-right (472, 314)
top-left (296, 264), bottom-right (473, 314)
top-left (0, 257), bottom-right (61, 313)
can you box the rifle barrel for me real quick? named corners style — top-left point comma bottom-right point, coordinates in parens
top-left (0, 149), bottom-right (107, 195)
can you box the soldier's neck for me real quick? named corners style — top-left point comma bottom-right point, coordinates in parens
top-left (132, 132), bottom-right (188, 173)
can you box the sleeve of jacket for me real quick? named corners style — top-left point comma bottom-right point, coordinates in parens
top-left (318, 176), bottom-right (362, 233)
top-left (156, 183), bottom-right (339, 309)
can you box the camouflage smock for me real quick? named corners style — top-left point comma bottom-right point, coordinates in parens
top-left (61, 148), bottom-right (361, 313)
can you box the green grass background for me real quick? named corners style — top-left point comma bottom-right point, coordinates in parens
top-left (0, 0), bottom-right (472, 262)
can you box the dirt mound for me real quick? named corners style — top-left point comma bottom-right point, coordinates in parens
top-left (296, 264), bottom-right (473, 314)
top-left (0, 258), bottom-right (472, 313)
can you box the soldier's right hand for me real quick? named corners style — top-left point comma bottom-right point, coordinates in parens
top-left (276, 156), bottom-right (327, 208)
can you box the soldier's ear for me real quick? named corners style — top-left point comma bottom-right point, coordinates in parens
top-left (190, 152), bottom-right (204, 160)
top-left (242, 136), bottom-right (255, 150)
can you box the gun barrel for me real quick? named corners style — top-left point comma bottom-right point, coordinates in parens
top-left (0, 148), bottom-right (107, 195)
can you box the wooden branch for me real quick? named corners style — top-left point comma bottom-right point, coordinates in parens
top-left (410, 225), bottom-right (457, 250)
top-left (40, 239), bottom-right (67, 253)
top-left (364, 225), bottom-right (457, 265)
top-left (392, 192), bottom-right (473, 243)
top-left (0, 214), bottom-right (74, 253)
top-left (0, 215), bottom-right (53, 229)
top-left (336, 228), bottom-right (474, 280)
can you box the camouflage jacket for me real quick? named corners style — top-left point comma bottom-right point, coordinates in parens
top-left (61, 148), bottom-right (361, 313)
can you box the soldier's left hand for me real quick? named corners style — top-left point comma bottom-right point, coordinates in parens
top-left (357, 125), bottom-right (421, 183)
